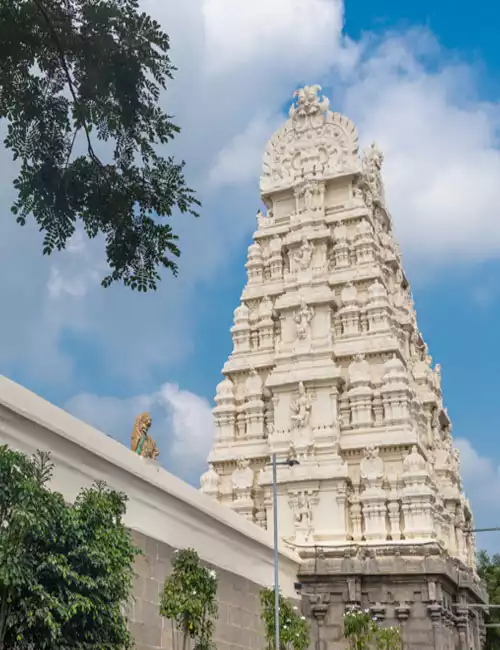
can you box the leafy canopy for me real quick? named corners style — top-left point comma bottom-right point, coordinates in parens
top-left (343, 608), bottom-right (402, 650)
top-left (0, 444), bottom-right (140, 650)
top-left (478, 550), bottom-right (500, 650)
top-left (0, 0), bottom-right (199, 292)
top-left (160, 548), bottom-right (218, 650)
top-left (259, 587), bottom-right (310, 650)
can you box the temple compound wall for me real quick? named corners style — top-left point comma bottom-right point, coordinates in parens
top-left (201, 86), bottom-right (488, 649)
top-left (0, 376), bottom-right (300, 650)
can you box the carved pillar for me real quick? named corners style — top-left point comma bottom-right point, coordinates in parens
top-left (401, 446), bottom-right (435, 539)
top-left (258, 297), bottom-right (274, 351)
top-left (231, 459), bottom-right (254, 521)
top-left (309, 593), bottom-right (330, 650)
top-left (387, 488), bottom-right (402, 540)
top-left (245, 242), bottom-right (263, 285)
top-left (360, 447), bottom-right (388, 541)
top-left (349, 487), bottom-right (363, 541)
top-left (353, 220), bottom-right (377, 266)
top-left (456, 595), bottom-right (470, 650)
top-left (231, 303), bottom-right (251, 354)
top-left (347, 354), bottom-right (373, 427)
top-left (332, 225), bottom-right (351, 269)
top-left (395, 603), bottom-right (410, 650)
top-left (245, 370), bottom-right (265, 440)
top-left (428, 602), bottom-right (443, 650)
top-left (268, 237), bottom-right (283, 281)
top-left (380, 354), bottom-right (412, 423)
top-left (213, 377), bottom-right (236, 445)
top-left (338, 283), bottom-right (360, 337)
top-left (366, 280), bottom-right (391, 334)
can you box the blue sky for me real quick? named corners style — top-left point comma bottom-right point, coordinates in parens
top-left (1, 0), bottom-right (500, 550)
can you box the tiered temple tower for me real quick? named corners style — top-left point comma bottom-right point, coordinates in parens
top-left (201, 86), bottom-right (486, 649)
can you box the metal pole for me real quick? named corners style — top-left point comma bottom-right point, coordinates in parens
top-left (272, 452), bottom-right (280, 650)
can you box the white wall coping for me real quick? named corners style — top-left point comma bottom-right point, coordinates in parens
top-left (0, 376), bottom-right (301, 597)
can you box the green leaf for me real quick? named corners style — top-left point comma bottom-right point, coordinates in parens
top-left (0, 0), bottom-right (200, 292)
top-left (0, 444), bottom-right (139, 650)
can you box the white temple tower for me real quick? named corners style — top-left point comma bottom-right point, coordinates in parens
top-left (201, 86), bottom-right (486, 649)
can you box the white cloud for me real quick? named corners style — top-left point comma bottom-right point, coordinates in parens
top-left (456, 438), bottom-right (500, 553)
top-left (202, 0), bottom-right (344, 77)
top-left (339, 31), bottom-right (500, 266)
top-left (157, 384), bottom-right (214, 476)
top-left (65, 383), bottom-right (214, 483)
top-left (209, 114), bottom-right (282, 188)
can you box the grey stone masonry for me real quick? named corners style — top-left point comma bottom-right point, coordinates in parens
top-left (126, 530), bottom-right (267, 650)
top-left (298, 544), bottom-right (487, 650)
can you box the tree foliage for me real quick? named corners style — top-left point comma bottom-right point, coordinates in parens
top-left (0, 444), bottom-right (140, 650)
top-left (160, 548), bottom-right (218, 650)
top-left (0, 0), bottom-right (199, 291)
top-left (478, 550), bottom-right (500, 650)
top-left (343, 609), bottom-right (402, 650)
top-left (259, 588), bottom-right (310, 650)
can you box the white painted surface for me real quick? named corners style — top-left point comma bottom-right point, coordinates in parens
top-left (0, 376), bottom-right (301, 597)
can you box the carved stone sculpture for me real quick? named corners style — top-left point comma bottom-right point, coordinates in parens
top-left (360, 446), bottom-right (384, 483)
top-left (403, 445), bottom-right (426, 474)
top-left (294, 298), bottom-right (314, 341)
top-left (294, 237), bottom-right (313, 270)
top-left (361, 142), bottom-right (385, 207)
top-left (290, 382), bottom-right (312, 429)
top-left (200, 464), bottom-right (221, 497)
top-left (130, 412), bottom-right (159, 460)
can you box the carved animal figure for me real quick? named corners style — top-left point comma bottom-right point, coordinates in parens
top-left (130, 412), bottom-right (159, 460)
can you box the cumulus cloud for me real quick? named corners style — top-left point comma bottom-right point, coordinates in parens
top-left (337, 30), bottom-right (500, 266)
top-left (202, 0), bottom-right (344, 77)
top-left (209, 114), bottom-right (282, 188)
top-left (65, 383), bottom-right (214, 483)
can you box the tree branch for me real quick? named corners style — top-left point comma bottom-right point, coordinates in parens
top-left (32, 0), bottom-right (103, 168)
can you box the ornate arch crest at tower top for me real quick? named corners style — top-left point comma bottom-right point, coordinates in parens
top-left (260, 85), bottom-right (360, 197)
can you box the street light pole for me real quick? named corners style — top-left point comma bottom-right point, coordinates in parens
top-left (272, 452), bottom-right (280, 650)
top-left (270, 453), bottom-right (299, 650)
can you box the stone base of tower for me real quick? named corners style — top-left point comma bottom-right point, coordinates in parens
top-left (298, 543), bottom-right (487, 650)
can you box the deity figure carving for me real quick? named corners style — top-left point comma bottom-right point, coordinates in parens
top-left (295, 180), bottom-right (323, 216)
top-left (291, 382), bottom-right (312, 429)
top-left (293, 491), bottom-right (314, 529)
top-left (294, 237), bottom-right (313, 270)
top-left (361, 143), bottom-right (385, 207)
top-left (289, 490), bottom-right (316, 543)
top-left (289, 85), bottom-right (329, 121)
top-left (130, 412), bottom-right (159, 460)
top-left (450, 448), bottom-right (461, 475)
top-left (433, 364), bottom-right (442, 392)
top-left (294, 298), bottom-right (314, 341)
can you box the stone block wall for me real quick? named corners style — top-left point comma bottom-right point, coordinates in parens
top-left (299, 546), bottom-right (487, 650)
top-left (127, 530), bottom-right (267, 650)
